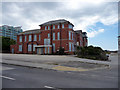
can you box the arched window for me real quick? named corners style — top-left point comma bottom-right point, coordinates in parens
top-left (33, 44), bottom-right (37, 51)
top-left (28, 44), bottom-right (32, 51)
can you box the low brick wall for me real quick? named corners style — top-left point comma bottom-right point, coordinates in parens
top-left (10, 44), bottom-right (17, 54)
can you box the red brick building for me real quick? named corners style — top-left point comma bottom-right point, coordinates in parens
top-left (10, 19), bottom-right (88, 54)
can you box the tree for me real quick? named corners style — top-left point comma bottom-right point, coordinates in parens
top-left (1, 36), bottom-right (16, 53)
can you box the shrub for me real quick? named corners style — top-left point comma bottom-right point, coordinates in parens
top-left (76, 45), bottom-right (108, 61)
top-left (55, 47), bottom-right (68, 55)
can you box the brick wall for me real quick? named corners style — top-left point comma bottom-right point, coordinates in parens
top-left (11, 22), bottom-right (87, 55)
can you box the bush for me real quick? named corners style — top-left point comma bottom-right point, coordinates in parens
top-left (55, 47), bottom-right (68, 55)
top-left (1, 36), bottom-right (16, 53)
top-left (76, 45), bottom-right (108, 61)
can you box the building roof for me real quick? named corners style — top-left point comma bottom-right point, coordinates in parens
top-left (19, 29), bottom-right (40, 35)
top-left (1, 25), bottom-right (22, 28)
top-left (82, 32), bottom-right (87, 38)
top-left (23, 29), bottom-right (40, 32)
top-left (39, 19), bottom-right (74, 26)
top-left (74, 30), bottom-right (82, 33)
top-left (82, 32), bottom-right (87, 34)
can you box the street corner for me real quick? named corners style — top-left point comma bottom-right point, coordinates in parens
top-left (52, 66), bottom-right (89, 72)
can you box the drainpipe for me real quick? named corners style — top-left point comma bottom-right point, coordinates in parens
top-left (27, 42), bottom-right (28, 54)
top-left (60, 23), bottom-right (62, 48)
top-left (32, 33), bottom-right (33, 54)
top-left (22, 34), bottom-right (24, 54)
top-left (50, 24), bottom-right (53, 54)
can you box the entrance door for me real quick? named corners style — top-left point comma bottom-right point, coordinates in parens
top-left (37, 48), bottom-right (44, 55)
top-left (37, 48), bottom-right (39, 54)
top-left (41, 48), bottom-right (43, 54)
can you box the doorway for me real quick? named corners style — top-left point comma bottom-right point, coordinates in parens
top-left (37, 48), bottom-right (44, 54)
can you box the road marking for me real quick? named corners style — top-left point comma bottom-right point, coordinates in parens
top-left (44, 86), bottom-right (54, 89)
top-left (0, 75), bottom-right (15, 80)
top-left (52, 66), bottom-right (88, 71)
top-left (0, 66), bottom-right (15, 71)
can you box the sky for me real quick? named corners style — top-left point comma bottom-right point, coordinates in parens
top-left (1, 0), bottom-right (119, 51)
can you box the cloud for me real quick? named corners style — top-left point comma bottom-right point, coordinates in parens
top-left (100, 15), bottom-right (118, 25)
top-left (1, 2), bottom-right (118, 37)
top-left (0, 2), bottom-right (2, 25)
top-left (87, 29), bottom-right (105, 38)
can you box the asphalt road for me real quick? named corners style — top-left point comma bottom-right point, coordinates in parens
top-left (1, 53), bottom-right (118, 88)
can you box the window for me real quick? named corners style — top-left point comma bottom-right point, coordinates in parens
top-left (48, 47), bottom-right (49, 53)
top-left (45, 47), bottom-right (47, 54)
top-left (44, 39), bottom-right (50, 45)
top-left (62, 24), bottom-right (64, 28)
top-left (53, 43), bottom-right (55, 52)
top-left (72, 43), bottom-right (74, 51)
top-left (77, 42), bottom-right (79, 46)
top-left (53, 33), bottom-right (55, 40)
top-left (53, 25), bottom-right (55, 29)
top-left (48, 39), bottom-right (50, 45)
top-left (34, 35), bottom-right (37, 41)
top-left (44, 39), bottom-right (46, 45)
top-left (29, 35), bottom-right (32, 41)
top-left (25, 35), bottom-right (27, 42)
top-left (48, 33), bottom-right (50, 38)
top-left (28, 44), bottom-right (32, 51)
top-left (48, 26), bottom-right (50, 30)
top-left (69, 42), bottom-right (71, 51)
top-left (19, 45), bottom-right (22, 51)
top-left (72, 32), bottom-right (73, 40)
top-left (80, 40), bottom-right (82, 46)
top-left (57, 32), bottom-right (60, 40)
top-left (69, 31), bottom-right (71, 40)
top-left (19, 36), bottom-right (22, 42)
top-left (69, 24), bottom-right (73, 29)
top-left (58, 25), bottom-right (60, 29)
top-left (33, 44), bottom-right (37, 51)
top-left (39, 35), bottom-right (40, 41)
top-left (45, 26), bottom-right (47, 30)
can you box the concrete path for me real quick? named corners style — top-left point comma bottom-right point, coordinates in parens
top-left (1, 53), bottom-right (111, 65)
top-left (1, 53), bottom-right (114, 72)
top-left (2, 59), bottom-right (103, 72)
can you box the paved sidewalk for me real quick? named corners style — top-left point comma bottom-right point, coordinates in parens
top-left (2, 59), bottom-right (88, 71)
top-left (1, 59), bottom-right (109, 72)
top-left (1, 59), bottom-right (89, 71)
top-left (1, 53), bottom-right (113, 72)
top-left (2, 53), bottom-right (111, 65)
top-left (1, 59), bottom-right (57, 70)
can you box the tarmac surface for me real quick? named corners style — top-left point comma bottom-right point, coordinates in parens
top-left (0, 53), bottom-right (118, 88)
